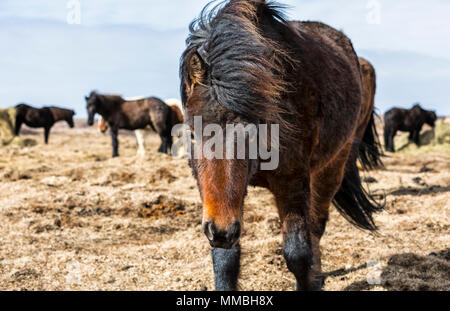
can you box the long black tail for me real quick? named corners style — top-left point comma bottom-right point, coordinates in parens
top-left (358, 112), bottom-right (383, 170)
top-left (333, 112), bottom-right (385, 231)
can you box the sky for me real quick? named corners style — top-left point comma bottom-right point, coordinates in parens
top-left (0, 0), bottom-right (449, 117)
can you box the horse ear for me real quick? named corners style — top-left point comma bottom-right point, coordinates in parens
top-left (85, 96), bottom-right (89, 101)
top-left (184, 50), bottom-right (208, 96)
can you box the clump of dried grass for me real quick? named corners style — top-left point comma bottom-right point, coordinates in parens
top-left (138, 195), bottom-right (187, 219)
top-left (148, 168), bottom-right (177, 184)
top-left (0, 108), bottom-right (37, 147)
top-left (396, 120), bottom-right (450, 154)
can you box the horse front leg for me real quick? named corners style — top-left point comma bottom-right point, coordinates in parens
top-left (413, 129), bottom-right (421, 146)
top-left (111, 128), bottom-right (119, 157)
top-left (273, 178), bottom-right (315, 291)
top-left (212, 243), bottom-right (241, 291)
top-left (44, 127), bottom-right (51, 144)
top-left (388, 130), bottom-right (396, 152)
top-left (14, 118), bottom-right (23, 136)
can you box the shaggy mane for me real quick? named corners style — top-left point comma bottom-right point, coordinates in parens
top-left (181, 0), bottom-right (300, 141)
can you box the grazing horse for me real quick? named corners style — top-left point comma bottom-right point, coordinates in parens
top-left (14, 103), bottom-right (75, 144)
top-left (384, 104), bottom-right (437, 152)
top-left (180, 0), bottom-right (384, 291)
top-left (85, 91), bottom-right (173, 157)
top-left (97, 99), bottom-right (185, 157)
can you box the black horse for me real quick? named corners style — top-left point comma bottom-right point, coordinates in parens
top-left (85, 91), bottom-right (174, 157)
top-left (15, 103), bottom-right (75, 144)
top-left (384, 104), bottom-right (437, 152)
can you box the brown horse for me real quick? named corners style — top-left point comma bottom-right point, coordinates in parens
top-left (85, 91), bottom-right (173, 157)
top-left (97, 100), bottom-right (184, 157)
top-left (15, 103), bottom-right (75, 144)
top-left (180, 0), bottom-right (384, 291)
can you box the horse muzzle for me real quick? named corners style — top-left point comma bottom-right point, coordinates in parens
top-left (203, 221), bottom-right (241, 249)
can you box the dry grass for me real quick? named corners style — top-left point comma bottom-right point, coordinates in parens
top-left (0, 120), bottom-right (448, 291)
top-left (394, 120), bottom-right (450, 155)
top-left (0, 108), bottom-right (37, 147)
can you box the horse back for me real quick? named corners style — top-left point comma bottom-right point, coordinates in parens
top-left (385, 107), bottom-right (424, 132)
top-left (292, 21), bottom-right (360, 72)
top-left (118, 97), bottom-right (170, 131)
top-left (16, 104), bottom-right (54, 128)
top-left (290, 21), bottom-right (363, 168)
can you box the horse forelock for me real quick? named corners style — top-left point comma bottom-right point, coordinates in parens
top-left (181, 0), bottom-right (298, 143)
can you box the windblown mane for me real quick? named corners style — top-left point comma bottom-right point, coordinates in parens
top-left (181, 0), bottom-right (299, 140)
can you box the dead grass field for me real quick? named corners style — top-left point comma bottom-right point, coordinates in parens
top-left (0, 121), bottom-right (448, 291)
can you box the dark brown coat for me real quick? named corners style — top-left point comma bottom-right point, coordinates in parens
top-left (85, 91), bottom-right (173, 157)
top-left (180, 0), bottom-right (384, 291)
top-left (15, 103), bottom-right (75, 144)
top-left (384, 104), bottom-right (437, 152)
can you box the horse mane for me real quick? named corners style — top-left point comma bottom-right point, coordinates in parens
top-left (89, 90), bottom-right (124, 108)
top-left (181, 0), bottom-right (299, 141)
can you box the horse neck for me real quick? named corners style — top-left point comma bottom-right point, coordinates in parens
top-left (96, 95), bottom-right (122, 119)
top-left (52, 111), bottom-right (63, 122)
top-left (50, 109), bottom-right (68, 122)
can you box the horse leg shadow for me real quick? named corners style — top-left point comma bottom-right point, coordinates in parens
top-left (343, 249), bottom-right (450, 291)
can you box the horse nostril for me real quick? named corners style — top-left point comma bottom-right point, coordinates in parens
top-left (226, 221), bottom-right (241, 243)
top-left (203, 221), bottom-right (241, 249)
top-left (203, 221), bottom-right (215, 242)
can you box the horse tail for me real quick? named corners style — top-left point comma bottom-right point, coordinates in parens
top-left (333, 145), bottom-right (385, 231)
top-left (358, 112), bottom-right (383, 170)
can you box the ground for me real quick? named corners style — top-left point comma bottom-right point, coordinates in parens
top-left (0, 121), bottom-right (448, 291)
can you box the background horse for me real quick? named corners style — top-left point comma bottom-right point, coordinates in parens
top-left (97, 99), bottom-right (185, 157)
top-left (180, 0), bottom-right (384, 291)
top-left (384, 104), bottom-right (437, 152)
top-left (15, 103), bottom-right (75, 144)
top-left (85, 91), bottom-right (173, 157)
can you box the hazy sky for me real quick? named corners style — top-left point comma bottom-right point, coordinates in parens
top-left (1, 0), bottom-right (449, 117)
